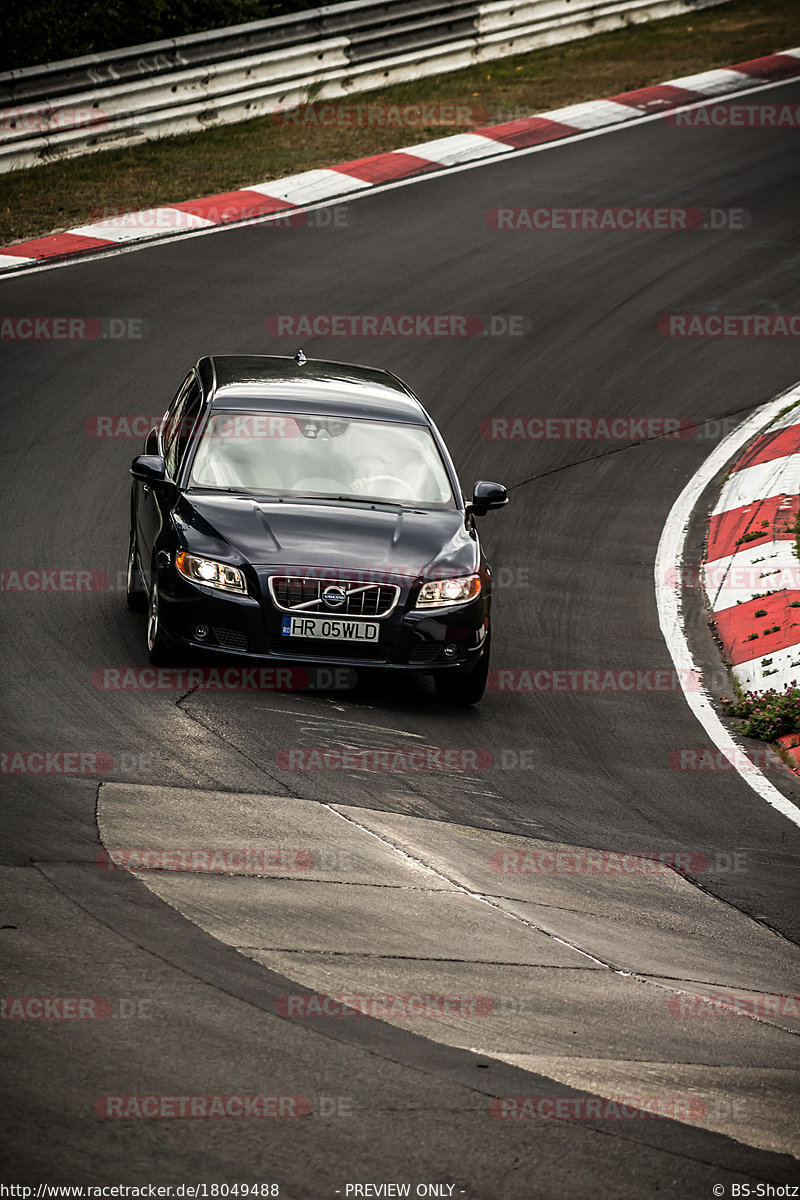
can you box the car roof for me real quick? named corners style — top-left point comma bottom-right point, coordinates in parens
top-left (200, 355), bottom-right (429, 425)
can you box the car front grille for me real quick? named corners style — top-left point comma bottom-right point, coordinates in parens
top-left (268, 575), bottom-right (400, 618)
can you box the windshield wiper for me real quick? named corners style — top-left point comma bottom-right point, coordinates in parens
top-left (333, 494), bottom-right (387, 503)
top-left (272, 493), bottom-right (405, 507)
top-left (189, 486), bottom-right (256, 495)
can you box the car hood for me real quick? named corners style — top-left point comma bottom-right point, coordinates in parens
top-left (179, 495), bottom-right (477, 579)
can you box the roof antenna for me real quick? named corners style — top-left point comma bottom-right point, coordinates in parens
top-left (294, 349), bottom-right (307, 366)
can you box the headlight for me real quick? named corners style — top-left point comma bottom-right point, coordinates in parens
top-left (415, 574), bottom-right (481, 609)
top-left (176, 552), bottom-right (247, 595)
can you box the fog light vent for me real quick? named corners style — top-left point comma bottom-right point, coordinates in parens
top-left (214, 626), bottom-right (249, 651)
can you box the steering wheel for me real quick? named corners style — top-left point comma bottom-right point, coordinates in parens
top-left (352, 474), bottom-right (417, 500)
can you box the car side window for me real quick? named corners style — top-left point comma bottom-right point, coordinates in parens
top-left (164, 378), bottom-right (202, 479)
top-left (161, 375), bottom-right (193, 446)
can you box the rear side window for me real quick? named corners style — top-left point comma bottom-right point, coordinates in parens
top-left (164, 377), bottom-right (203, 479)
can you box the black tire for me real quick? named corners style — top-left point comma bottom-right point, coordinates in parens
top-left (146, 581), bottom-right (172, 665)
top-left (126, 533), bottom-right (146, 611)
top-left (434, 633), bottom-right (490, 706)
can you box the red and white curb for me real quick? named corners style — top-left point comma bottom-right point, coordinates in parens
top-left (703, 403), bottom-right (800, 696)
top-left (656, 384), bottom-right (800, 828)
top-left (1, 47), bottom-right (799, 272)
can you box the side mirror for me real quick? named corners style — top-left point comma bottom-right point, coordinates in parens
top-left (130, 454), bottom-right (167, 485)
top-left (468, 480), bottom-right (508, 517)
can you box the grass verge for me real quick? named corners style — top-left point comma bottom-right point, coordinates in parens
top-left (1, 0), bottom-right (798, 244)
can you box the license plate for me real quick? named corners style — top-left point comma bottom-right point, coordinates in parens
top-left (281, 615), bottom-right (379, 642)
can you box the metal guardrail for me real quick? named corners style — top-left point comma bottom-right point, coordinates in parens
top-left (0, 0), bottom-right (727, 173)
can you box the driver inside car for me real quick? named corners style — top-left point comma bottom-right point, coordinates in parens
top-left (347, 425), bottom-right (426, 499)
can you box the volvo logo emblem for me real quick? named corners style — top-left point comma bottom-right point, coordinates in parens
top-left (322, 585), bottom-right (347, 609)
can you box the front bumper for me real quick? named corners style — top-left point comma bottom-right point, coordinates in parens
top-left (155, 566), bottom-right (490, 673)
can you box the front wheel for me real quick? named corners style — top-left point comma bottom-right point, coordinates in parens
top-left (434, 633), bottom-right (490, 706)
top-left (146, 583), bottom-right (172, 665)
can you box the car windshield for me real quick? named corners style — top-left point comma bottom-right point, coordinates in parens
top-left (188, 411), bottom-right (456, 507)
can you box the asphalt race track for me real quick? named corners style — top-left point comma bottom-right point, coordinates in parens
top-left (1, 79), bottom-right (799, 1196)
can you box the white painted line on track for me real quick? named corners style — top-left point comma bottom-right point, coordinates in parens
top-left (2, 74), bottom-right (797, 281)
top-left (655, 381), bottom-right (800, 830)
